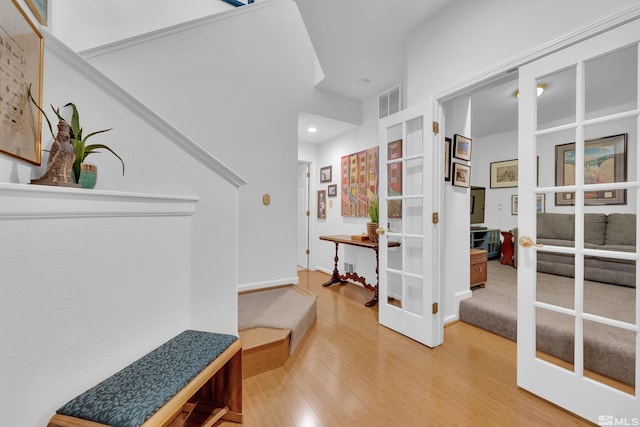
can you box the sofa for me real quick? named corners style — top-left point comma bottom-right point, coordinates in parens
top-left (535, 212), bottom-right (636, 288)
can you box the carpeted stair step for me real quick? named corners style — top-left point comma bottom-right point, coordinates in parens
top-left (239, 327), bottom-right (290, 378)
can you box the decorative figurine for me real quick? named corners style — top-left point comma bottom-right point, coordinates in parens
top-left (31, 120), bottom-right (80, 187)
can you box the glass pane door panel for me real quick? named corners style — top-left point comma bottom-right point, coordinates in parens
top-left (387, 269), bottom-right (403, 308)
top-left (537, 67), bottom-right (577, 131)
top-left (405, 275), bottom-right (423, 316)
top-left (536, 308), bottom-right (576, 373)
top-left (535, 128), bottom-right (576, 191)
top-left (585, 44), bottom-right (638, 120)
top-left (404, 197), bottom-right (423, 235)
top-left (405, 117), bottom-right (423, 157)
top-left (404, 236), bottom-right (423, 276)
top-left (387, 238), bottom-right (403, 271)
top-left (583, 320), bottom-right (635, 395)
top-left (405, 157), bottom-right (423, 195)
top-left (583, 259), bottom-right (636, 324)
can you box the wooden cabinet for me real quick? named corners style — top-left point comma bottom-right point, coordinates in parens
top-left (470, 248), bottom-right (487, 288)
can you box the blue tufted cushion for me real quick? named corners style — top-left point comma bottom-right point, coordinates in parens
top-left (57, 330), bottom-right (237, 427)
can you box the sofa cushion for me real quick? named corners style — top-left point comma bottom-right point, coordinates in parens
top-left (538, 213), bottom-right (574, 241)
top-left (584, 213), bottom-right (607, 245)
top-left (605, 214), bottom-right (636, 246)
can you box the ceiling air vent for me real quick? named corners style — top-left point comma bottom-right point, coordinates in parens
top-left (378, 85), bottom-right (401, 119)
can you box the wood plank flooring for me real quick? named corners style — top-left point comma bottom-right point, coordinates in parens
top-left (221, 270), bottom-right (592, 426)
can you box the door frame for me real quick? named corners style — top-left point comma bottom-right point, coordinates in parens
top-left (430, 3), bottom-right (640, 422)
top-left (297, 161), bottom-right (311, 269)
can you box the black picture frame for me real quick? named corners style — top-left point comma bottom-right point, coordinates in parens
top-left (453, 134), bottom-right (472, 161)
top-left (320, 166), bottom-right (332, 183)
top-left (327, 184), bottom-right (337, 197)
top-left (444, 137), bottom-right (452, 181)
top-left (452, 162), bottom-right (471, 188)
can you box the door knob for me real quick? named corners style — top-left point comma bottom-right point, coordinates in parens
top-left (376, 228), bottom-right (386, 235)
top-left (518, 236), bottom-right (543, 248)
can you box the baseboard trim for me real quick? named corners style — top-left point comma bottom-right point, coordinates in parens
top-left (238, 276), bottom-right (299, 292)
top-left (448, 289), bottom-right (473, 324)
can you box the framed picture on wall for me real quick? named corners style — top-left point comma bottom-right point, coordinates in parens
top-left (490, 159), bottom-right (518, 188)
top-left (512, 194), bottom-right (545, 215)
top-left (444, 137), bottom-right (452, 181)
top-left (317, 190), bottom-right (327, 219)
top-left (555, 134), bottom-right (627, 206)
top-left (25, 0), bottom-right (47, 25)
top-left (0, 0), bottom-right (44, 165)
top-left (327, 184), bottom-right (337, 197)
top-left (452, 163), bottom-right (471, 188)
top-left (320, 166), bottom-right (332, 183)
top-left (453, 134), bottom-right (472, 161)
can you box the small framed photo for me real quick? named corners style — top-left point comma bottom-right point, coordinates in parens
top-left (444, 137), bottom-right (452, 181)
top-left (452, 163), bottom-right (471, 188)
top-left (536, 194), bottom-right (546, 213)
top-left (320, 165), bottom-right (332, 183)
top-left (25, 0), bottom-right (47, 26)
top-left (490, 159), bottom-right (518, 188)
top-left (511, 195), bottom-right (518, 215)
top-left (317, 190), bottom-right (327, 219)
top-left (327, 184), bottom-right (337, 197)
top-left (453, 134), bottom-right (472, 161)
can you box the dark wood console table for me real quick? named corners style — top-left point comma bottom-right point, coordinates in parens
top-left (319, 235), bottom-right (400, 307)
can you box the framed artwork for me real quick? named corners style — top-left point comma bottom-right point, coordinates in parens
top-left (555, 134), bottom-right (627, 206)
top-left (317, 190), bottom-right (327, 219)
top-left (320, 165), bottom-right (332, 183)
top-left (444, 137), bottom-right (452, 181)
top-left (490, 159), bottom-right (518, 188)
top-left (536, 194), bottom-right (546, 213)
top-left (340, 146), bottom-right (379, 217)
top-left (453, 134), bottom-right (472, 161)
top-left (0, 0), bottom-right (44, 165)
top-left (512, 194), bottom-right (545, 215)
top-left (452, 163), bottom-right (471, 188)
top-left (327, 184), bottom-right (337, 197)
top-left (25, 0), bottom-right (47, 26)
top-left (387, 139), bottom-right (402, 218)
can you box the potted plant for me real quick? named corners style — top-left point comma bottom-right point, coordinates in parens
top-left (367, 194), bottom-right (379, 242)
top-left (28, 86), bottom-right (124, 188)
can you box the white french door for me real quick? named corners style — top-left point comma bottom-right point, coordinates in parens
top-left (518, 18), bottom-right (640, 422)
top-left (378, 103), bottom-right (442, 347)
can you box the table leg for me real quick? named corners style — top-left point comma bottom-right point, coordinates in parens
top-left (364, 248), bottom-right (380, 307)
top-left (322, 242), bottom-right (347, 287)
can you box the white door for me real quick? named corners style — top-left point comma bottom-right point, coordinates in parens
top-left (297, 162), bottom-right (310, 268)
top-left (378, 103), bottom-right (442, 347)
top-left (517, 19), bottom-right (640, 422)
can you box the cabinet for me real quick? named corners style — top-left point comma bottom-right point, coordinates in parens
top-left (469, 228), bottom-right (500, 259)
top-left (470, 249), bottom-right (487, 288)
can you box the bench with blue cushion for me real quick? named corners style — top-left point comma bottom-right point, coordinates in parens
top-left (47, 330), bottom-right (243, 427)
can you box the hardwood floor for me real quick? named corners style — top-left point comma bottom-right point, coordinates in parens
top-left (222, 270), bottom-right (592, 426)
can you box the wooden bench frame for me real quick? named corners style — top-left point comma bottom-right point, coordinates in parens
top-left (48, 339), bottom-right (243, 427)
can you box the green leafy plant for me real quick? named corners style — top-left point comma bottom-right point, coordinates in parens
top-left (368, 194), bottom-right (379, 223)
top-left (28, 85), bottom-right (124, 183)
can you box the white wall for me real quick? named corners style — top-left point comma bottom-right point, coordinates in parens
top-left (307, 97), bottom-right (380, 285)
top-left (0, 8), bottom-right (241, 425)
top-left (75, 0), bottom-right (322, 290)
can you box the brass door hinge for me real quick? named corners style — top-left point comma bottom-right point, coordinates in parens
top-left (432, 121), bottom-right (439, 134)
top-left (432, 302), bottom-right (438, 314)
top-left (306, 249), bottom-right (310, 255)
top-left (306, 172), bottom-right (310, 178)
top-left (306, 211), bottom-right (310, 216)
top-left (432, 212), bottom-right (439, 224)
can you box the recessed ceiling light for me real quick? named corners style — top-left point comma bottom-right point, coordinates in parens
top-left (514, 84), bottom-right (546, 98)
top-left (307, 127), bottom-right (317, 133)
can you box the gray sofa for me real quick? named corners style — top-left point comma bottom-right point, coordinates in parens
top-left (536, 212), bottom-right (636, 288)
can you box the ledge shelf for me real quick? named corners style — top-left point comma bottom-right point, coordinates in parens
top-left (0, 183), bottom-right (198, 219)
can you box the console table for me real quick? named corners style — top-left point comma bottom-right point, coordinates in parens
top-left (319, 235), bottom-right (401, 307)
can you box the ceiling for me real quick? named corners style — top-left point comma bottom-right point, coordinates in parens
top-left (294, 1), bottom-right (637, 144)
top-left (294, 0), bottom-right (453, 144)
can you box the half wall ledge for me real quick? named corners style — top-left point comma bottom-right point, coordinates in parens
top-left (0, 183), bottom-right (198, 219)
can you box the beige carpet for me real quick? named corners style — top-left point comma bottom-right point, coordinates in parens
top-left (239, 286), bottom-right (317, 355)
top-left (460, 260), bottom-right (636, 386)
